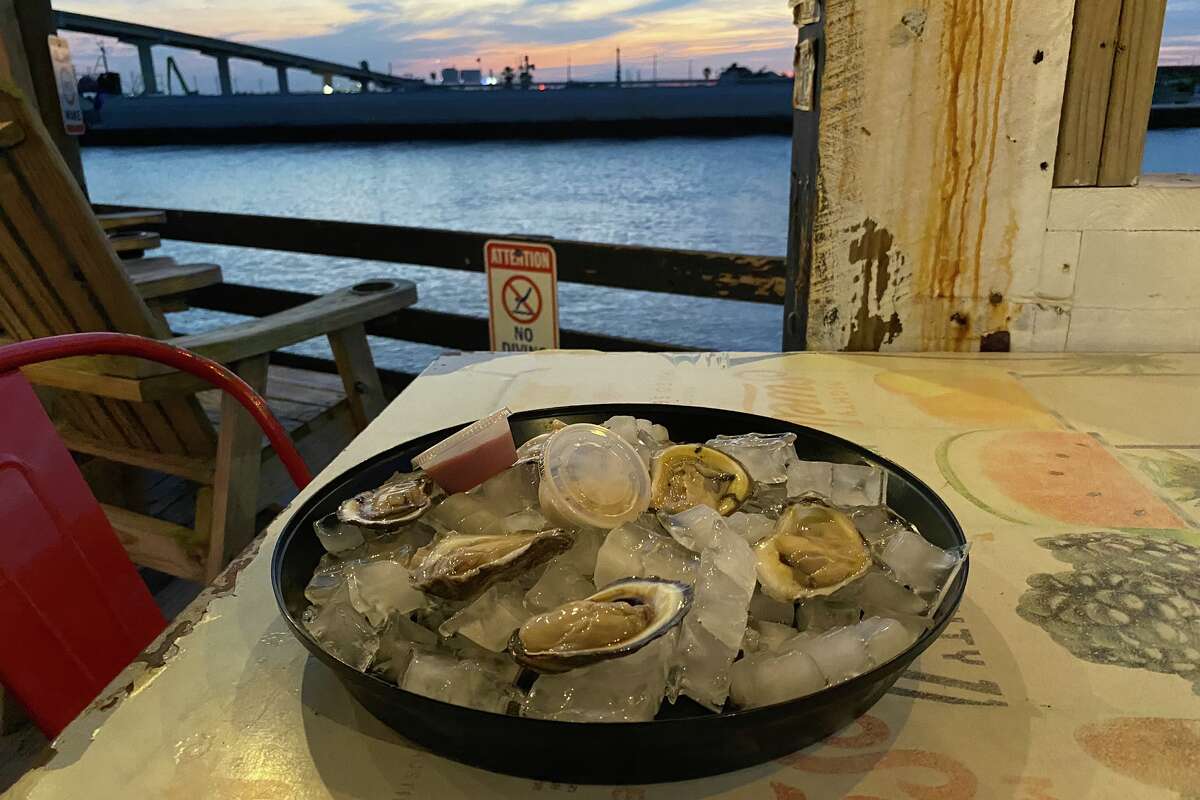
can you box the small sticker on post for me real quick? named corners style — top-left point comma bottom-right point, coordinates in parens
top-left (790, 0), bottom-right (821, 27)
top-left (46, 36), bottom-right (85, 136)
top-left (793, 38), bottom-right (815, 112)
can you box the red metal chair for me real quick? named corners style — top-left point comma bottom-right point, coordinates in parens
top-left (0, 333), bottom-right (311, 737)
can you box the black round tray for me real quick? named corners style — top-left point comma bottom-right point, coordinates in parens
top-left (272, 404), bottom-right (968, 784)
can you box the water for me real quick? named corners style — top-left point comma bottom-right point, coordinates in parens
top-left (81, 131), bottom-right (1198, 373)
top-left (82, 137), bottom-right (791, 373)
top-left (1143, 128), bottom-right (1200, 173)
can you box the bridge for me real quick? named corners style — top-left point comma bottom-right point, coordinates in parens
top-left (53, 11), bottom-right (423, 95)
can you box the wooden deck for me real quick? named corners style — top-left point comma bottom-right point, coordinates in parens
top-left (136, 364), bottom-right (347, 529)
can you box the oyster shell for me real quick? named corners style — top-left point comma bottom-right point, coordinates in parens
top-left (755, 500), bottom-right (871, 601)
top-left (410, 529), bottom-right (575, 601)
top-left (338, 472), bottom-right (435, 530)
top-left (649, 445), bottom-right (751, 516)
top-left (510, 577), bottom-right (693, 673)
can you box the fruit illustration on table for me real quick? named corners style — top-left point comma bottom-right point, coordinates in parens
top-left (875, 370), bottom-right (1058, 428)
top-left (1076, 717), bottom-right (1200, 797)
top-left (1018, 532), bottom-right (1200, 692)
top-left (938, 430), bottom-right (1186, 528)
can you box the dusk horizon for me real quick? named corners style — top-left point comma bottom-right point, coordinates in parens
top-left (57, 0), bottom-right (1200, 96)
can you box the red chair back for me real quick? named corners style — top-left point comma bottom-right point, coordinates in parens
top-left (0, 371), bottom-right (165, 737)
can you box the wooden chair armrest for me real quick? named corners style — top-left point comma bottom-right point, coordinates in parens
top-left (169, 280), bottom-right (417, 364)
top-left (96, 209), bottom-right (166, 230)
top-left (124, 257), bottom-right (224, 300)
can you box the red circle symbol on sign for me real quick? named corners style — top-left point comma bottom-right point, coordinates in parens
top-left (501, 275), bottom-right (542, 324)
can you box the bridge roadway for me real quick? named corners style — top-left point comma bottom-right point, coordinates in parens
top-left (54, 11), bottom-right (420, 95)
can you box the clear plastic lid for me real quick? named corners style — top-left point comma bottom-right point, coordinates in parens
top-left (538, 423), bottom-right (651, 530)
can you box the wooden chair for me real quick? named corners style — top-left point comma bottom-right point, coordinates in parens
top-left (0, 82), bottom-right (417, 582)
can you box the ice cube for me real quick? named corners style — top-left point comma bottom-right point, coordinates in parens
top-left (707, 432), bottom-right (797, 484)
top-left (368, 520), bottom-right (437, 565)
top-left (879, 529), bottom-right (958, 595)
top-left (636, 418), bottom-right (671, 447)
top-left (801, 626), bottom-right (871, 684)
top-left (740, 483), bottom-right (790, 518)
top-left (796, 597), bottom-right (863, 632)
top-left (848, 569), bottom-right (930, 617)
top-left (594, 519), bottom-right (697, 588)
top-left (426, 493), bottom-right (501, 535)
top-left (830, 464), bottom-right (887, 506)
top-left (524, 635), bottom-right (672, 722)
top-left (313, 512), bottom-right (365, 555)
top-left (602, 415), bottom-right (640, 448)
top-left (438, 582), bottom-right (530, 652)
top-left (372, 615), bottom-right (439, 682)
top-left (726, 512), bottom-right (776, 546)
top-left (441, 636), bottom-right (522, 684)
top-left (648, 422), bottom-right (671, 444)
top-left (346, 558), bottom-right (427, 629)
top-left (741, 625), bottom-right (760, 653)
top-left (400, 649), bottom-right (513, 713)
top-left (594, 525), bottom-right (646, 587)
top-left (858, 617), bottom-right (921, 667)
top-left (786, 460), bottom-right (833, 498)
top-left (304, 570), bottom-right (346, 606)
top-left (750, 620), bottom-right (801, 653)
top-left (471, 461), bottom-right (541, 517)
top-left (499, 508), bottom-right (549, 534)
top-left (524, 560), bottom-right (595, 613)
top-left (555, 528), bottom-right (604, 576)
top-left (846, 505), bottom-right (908, 545)
top-left (602, 415), bottom-right (654, 466)
top-left (304, 587), bottom-right (379, 671)
top-left (749, 591), bottom-right (796, 625)
top-left (729, 647), bottom-right (827, 709)
top-left (660, 506), bottom-right (725, 553)
top-left (670, 509), bottom-right (757, 710)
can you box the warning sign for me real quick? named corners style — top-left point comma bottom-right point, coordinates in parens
top-left (47, 36), bottom-right (84, 136)
top-left (486, 239), bottom-right (559, 351)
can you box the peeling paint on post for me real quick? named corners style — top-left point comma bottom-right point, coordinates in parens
top-left (845, 218), bottom-right (904, 350)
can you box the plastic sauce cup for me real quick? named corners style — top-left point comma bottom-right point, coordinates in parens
top-left (413, 408), bottom-right (518, 494)
top-left (538, 423), bottom-right (651, 530)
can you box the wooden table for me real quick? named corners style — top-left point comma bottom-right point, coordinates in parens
top-left (9, 351), bottom-right (1200, 799)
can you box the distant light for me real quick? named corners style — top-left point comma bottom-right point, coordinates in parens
top-left (538, 83), bottom-right (546, 92)
top-left (322, 84), bottom-right (334, 95)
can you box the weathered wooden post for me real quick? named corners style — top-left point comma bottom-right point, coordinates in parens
top-left (0, 0), bottom-right (88, 191)
top-left (787, 0), bottom-right (1177, 353)
top-left (795, 0), bottom-right (1078, 352)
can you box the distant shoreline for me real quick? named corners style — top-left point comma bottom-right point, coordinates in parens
top-left (80, 117), bottom-right (794, 146)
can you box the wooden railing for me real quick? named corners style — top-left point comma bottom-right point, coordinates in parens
top-left (95, 204), bottom-right (787, 389)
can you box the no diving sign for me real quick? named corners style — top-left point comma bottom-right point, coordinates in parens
top-left (486, 240), bottom-right (559, 351)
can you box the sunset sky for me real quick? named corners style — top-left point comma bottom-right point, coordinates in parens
top-left (61, 0), bottom-right (1200, 94)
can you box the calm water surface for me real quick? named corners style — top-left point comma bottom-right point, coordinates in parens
top-left (82, 130), bottom-right (1197, 373)
top-left (83, 137), bottom-right (790, 373)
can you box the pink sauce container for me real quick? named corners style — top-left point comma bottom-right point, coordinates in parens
top-left (412, 408), bottom-right (518, 494)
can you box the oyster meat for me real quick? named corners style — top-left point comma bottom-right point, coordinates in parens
top-left (649, 445), bottom-right (751, 516)
top-left (410, 529), bottom-right (575, 601)
top-left (755, 501), bottom-right (872, 601)
top-left (338, 472), bottom-right (435, 530)
top-left (510, 577), bottom-right (693, 673)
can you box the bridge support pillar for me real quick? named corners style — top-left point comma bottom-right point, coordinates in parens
top-left (276, 66), bottom-right (289, 94)
top-left (217, 55), bottom-right (233, 95)
top-left (136, 42), bottom-right (158, 95)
